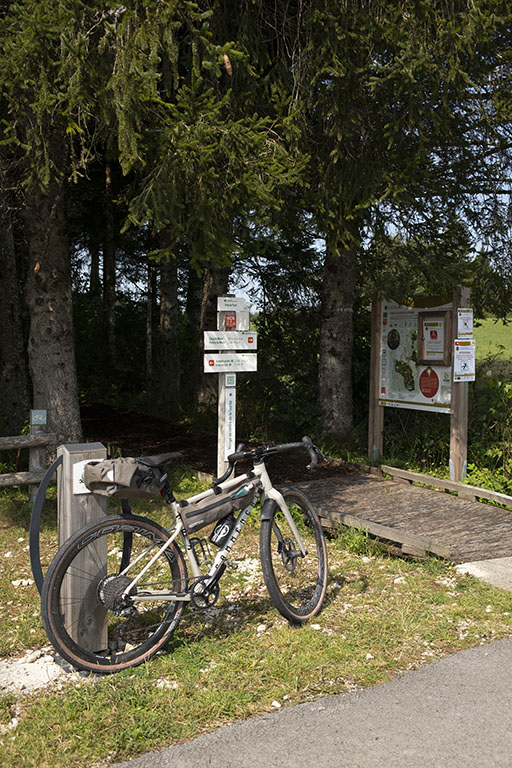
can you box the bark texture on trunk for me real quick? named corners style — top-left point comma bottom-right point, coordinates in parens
top-left (158, 256), bottom-right (181, 417)
top-left (197, 265), bottom-right (230, 409)
top-left (181, 266), bottom-right (203, 410)
top-left (103, 163), bottom-right (117, 369)
top-left (0, 198), bottom-right (30, 435)
top-left (146, 262), bottom-right (155, 385)
top-left (88, 228), bottom-right (101, 298)
top-left (318, 232), bottom-right (357, 442)
top-left (23, 173), bottom-right (82, 444)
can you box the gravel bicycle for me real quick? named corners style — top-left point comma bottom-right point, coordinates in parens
top-left (41, 437), bottom-right (328, 674)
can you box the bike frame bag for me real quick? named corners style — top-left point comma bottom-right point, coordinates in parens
top-left (179, 477), bottom-right (257, 534)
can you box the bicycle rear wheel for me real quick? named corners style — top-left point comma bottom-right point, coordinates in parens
top-left (259, 488), bottom-right (328, 624)
top-left (41, 515), bottom-right (187, 674)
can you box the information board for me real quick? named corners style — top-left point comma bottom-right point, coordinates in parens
top-left (379, 299), bottom-right (452, 413)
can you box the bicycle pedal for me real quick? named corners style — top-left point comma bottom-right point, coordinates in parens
top-left (225, 560), bottom-right (237, 570)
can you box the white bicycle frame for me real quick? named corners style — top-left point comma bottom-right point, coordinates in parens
top-left (121, 459), bottom-right (307, 602)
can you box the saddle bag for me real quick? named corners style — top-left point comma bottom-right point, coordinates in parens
top-left (83, 457), bottom-right (166, 498)
top-left (179, 477), bottom-right (258, 534)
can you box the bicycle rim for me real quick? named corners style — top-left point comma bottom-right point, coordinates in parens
top-left (42, 515), bottom-right (187, 673)
top-left (260, 489), bottom-right (328, 623)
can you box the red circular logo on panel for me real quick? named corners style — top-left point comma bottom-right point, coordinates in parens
top-left (419, 367), bottom-right (439, 399)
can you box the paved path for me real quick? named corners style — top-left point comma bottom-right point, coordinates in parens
top-left (112, 636), bottom-right (512, 768)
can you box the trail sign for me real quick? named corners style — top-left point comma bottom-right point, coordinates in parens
top-left (217, 296), bottom-right (250, 312)
top-left (204, 331), bottom-right (257, 350)
top-left (204, 353), bottom-right (257, 372)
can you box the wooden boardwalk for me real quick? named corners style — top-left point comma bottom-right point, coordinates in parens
top-left (296, 472), bottom-right (512, 562)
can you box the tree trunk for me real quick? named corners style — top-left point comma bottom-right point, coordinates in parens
top-left (318, 230), bottom-right (357, 442)
top-left (157, 255), bottom-right (181, 418)
top-left (0, 197), bottom-right (30, 435)
top-left (23, 173), bottom-right (82, 444)
top-left (103, 163), bottom-right (116, 369)
top-left (181, 265), bottom-right (204, 410)
top-left (88, 227), bottom-right (101, 298)
top-left (197, 265), bottom-right (230, 409)
top-left (146, 261), bottom-right (155, 385)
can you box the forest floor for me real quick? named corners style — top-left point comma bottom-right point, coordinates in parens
top-left (80, 402), bottom-right (359, 485)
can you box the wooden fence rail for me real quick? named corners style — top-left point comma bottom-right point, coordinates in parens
top-left (0, 433), bottom-right (57, 489)
top-left (380, 465), bottom-right (512, 509)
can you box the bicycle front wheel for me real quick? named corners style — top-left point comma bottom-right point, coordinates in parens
top-left (260, 488), bottom-right (328, 624)
top-left (41, 515), bottom-right (187, 674)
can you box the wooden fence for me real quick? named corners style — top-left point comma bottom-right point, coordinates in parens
top-left (0, 433), bottom-right (57, 493)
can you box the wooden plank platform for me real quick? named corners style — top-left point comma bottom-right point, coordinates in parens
top-left (295, 472), bottom-right (512, 562)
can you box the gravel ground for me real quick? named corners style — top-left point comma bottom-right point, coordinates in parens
top-left (0, 647), bottom-right (84, 695)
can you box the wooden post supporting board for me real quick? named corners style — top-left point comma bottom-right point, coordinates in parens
top-left (57, 443), bottom-right (108, 652)
top-left (450, 285), bottom-right (470, 482)
top-left (368, 294), bottom-right (384, 461)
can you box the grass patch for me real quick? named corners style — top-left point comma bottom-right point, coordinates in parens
top-left (474, 317), bottom-right (512, 361)
top-left (1, 485), bottom-right (512, 767)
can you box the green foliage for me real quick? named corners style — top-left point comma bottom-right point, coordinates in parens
top-left (474, 318), bottom-right (512, 359)
top-left (467, 357), bottom-right (512, 483)
top-left (237, 303), bottom-right (321, 441)
top-left (335, 525), bottom-right (386, 558)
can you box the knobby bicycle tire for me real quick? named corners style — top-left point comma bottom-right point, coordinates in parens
top-left (41, 514), bottom-right (187, 674)
top-left (259, 487), bottom-right (328, 624)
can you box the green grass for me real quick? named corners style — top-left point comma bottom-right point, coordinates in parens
top-left (1, 485), bottom-right (512, 767)
top-left (474, 317), bottom-right (512, 361)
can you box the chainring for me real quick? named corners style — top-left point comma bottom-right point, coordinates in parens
top-left (190, 577), bottom-right (220, 610)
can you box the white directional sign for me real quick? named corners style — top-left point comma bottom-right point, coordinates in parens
top-left (204, 353), bottom-right (257, 372)
top-left (204, 331), bottom-right (257, 350)
top-left (217, 296), bottom-right (250, 312)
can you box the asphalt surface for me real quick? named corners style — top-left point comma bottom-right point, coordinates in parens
top-left (112, 635), bottom-right (512, 768)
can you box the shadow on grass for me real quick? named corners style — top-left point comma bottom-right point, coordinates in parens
top-left (0, 496), bottom-right (58, 532)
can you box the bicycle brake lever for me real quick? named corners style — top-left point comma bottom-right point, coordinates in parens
top-left (302, 436), bottom-right (318, 470)
top-left (302, 436), bottom-right (328, 469)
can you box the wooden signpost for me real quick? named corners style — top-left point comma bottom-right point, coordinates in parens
top-left (204, 296), bottom-right (258, 477)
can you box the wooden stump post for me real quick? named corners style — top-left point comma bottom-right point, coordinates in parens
top-left (57, 443), bottom-right (108, 652)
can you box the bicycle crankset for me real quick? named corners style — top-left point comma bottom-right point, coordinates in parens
top-left (190, 576), bottom-right (220, 609)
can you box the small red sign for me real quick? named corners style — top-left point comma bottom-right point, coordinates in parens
top-left (419, 367), bottom-right (439, 399)
top-left (209, 359), bottom-right (215, 367)
top-left (224, 313), bottom-right (236, 329)
top-left (248, 336), bottom-right (254, 344)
